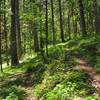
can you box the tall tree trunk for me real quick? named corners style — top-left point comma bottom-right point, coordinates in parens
top-left (29, 0), bottom-right (32, 55)
top-left (40, 18), bottom-right (45, 60)
top-left (45, 0), bottom-right (49, 56)
top-left (39, 5), bottom-right (43, 51)
top-left (29, 22), bottom-right (32, 55)
top-left (38, 1), bottom-right (45, 61)
top-left (10, 0), bottom-right (19, 66)
top-left (22, 0), bottom-right (26, 55)
top-left (23, 34), bottom-right (26, 54)
top-left (4, 0), bottom-right (9, 66)
top-left (32, 1), bottom-right (39, 52)
top-left (58, 0), bottom-right (64, 42)
top-left (0, 0), bottom-right (3, 72)
top-left (67, 10), bottom-right (71, 40)
top-left (32, 23), bottom-right (39, 52)
top-left (78, 0), bottom-right (87, 37)
top-left (93, 0), bottom-right (100, 34)
top-left (51, 0), bottom-right (55, 45)
top-left (89, 13), bottom-right (94, 33)
top-left (16, 0), bottom-right (22, 59)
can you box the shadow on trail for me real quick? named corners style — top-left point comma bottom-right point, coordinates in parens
top-left (0, 55), bottom-right (47, 100)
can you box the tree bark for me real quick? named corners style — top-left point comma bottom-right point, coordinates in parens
top-left (45, 0), bottom-right (49, 56)
top-left (10, 0), bottom-right (19, 66)
top-left (4, 0), bottom-right (9, 66)
top-left (16, 0), bottom-right (22, 59)
top-left (51, 0), bottom-right (55, 44)
top-left (93, 0), bottom-right (100, 34)
top-left (78, 0), bottom-right (87, 37)
top-left (0, 0), bottom-right (3, 72)
top-left (58, 0), bottom-right (64, 42)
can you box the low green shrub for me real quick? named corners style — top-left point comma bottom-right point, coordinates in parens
top-left (26, 61), bottom-right (44, 73)
top-left (0, 86), bottom-right (25, 100)
top-left (4, 92), bottom-right (19, 100)
top-left (35, 70), bottom-right (97, 100)
top-left (49, 46), bottom-right (65, 60)
top-left (64, 70), bottom-right (89, 83)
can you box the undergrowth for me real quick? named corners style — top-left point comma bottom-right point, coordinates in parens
top-left (34, 37), bottom-right (100, 100)
top-left (0, 36), bottom-right (100, 100)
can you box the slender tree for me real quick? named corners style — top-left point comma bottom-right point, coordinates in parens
top-left (39, 1), bottom-right (44, 54)
top-left (58, 0), bottom-right (64, 42)
top-left (67, 10), bottom-right (71, 40)
top-left (10, 0), bottom-right (19, 66)
top-left (32, 1), bottom-right (39, 52)
top-left (39, 3), bottom-right (45, 61)
top-left (16, 0), bottom-right (22, 59)
top-left (0, 0), bottom-right (3, 72)
top-left (93, 0), bottom-right (100, 34)
top-left (32, 22), bottom-right (39, 52)
top-left (51, 0), bottom-right (55, 44)
top-left (22, 0), bottom-right (27, 54)
top-left (78, 0), bottom-right (87, 37)
top-left (4, 0), bottom-right (9, 66)
top-left (45, 0), bottom-right (49, 56)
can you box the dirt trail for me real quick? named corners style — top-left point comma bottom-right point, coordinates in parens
top-left (23, 86), bottom-right (34, 100)
top-left (18, 73), bottom-right (35, 100)
top-left (75, 58), bottom-right (100, 91)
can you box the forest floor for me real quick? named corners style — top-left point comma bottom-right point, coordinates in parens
top-left (0, 72), bottom-right (35, 100)
top-left (75, 57), bottom-right (100, 91)
top-left (1, 59), bottom-right (100, 100)
top-left (0, 37), bottom-right (100, 100)
top-left (0, 57), bottom-right (100, 100)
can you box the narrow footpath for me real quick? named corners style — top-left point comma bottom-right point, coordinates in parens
top-left (76, 58), bottom-right (100, 91)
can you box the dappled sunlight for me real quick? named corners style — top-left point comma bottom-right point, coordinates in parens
top-left (76, 58), bottom-right (100, 91)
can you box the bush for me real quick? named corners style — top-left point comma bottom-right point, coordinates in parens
top-left (5, 92), bottom-right (19, 100)
top-left (49, 46), bottom-right (65, 60)
top-left (0, 86), bottom-right (25, 100)
top-left (64, 70), bottom-right (89, 83)
top-left (26, 61), bottom-right (44, 73)
top-left (37, 70), bottom-right (96, 100)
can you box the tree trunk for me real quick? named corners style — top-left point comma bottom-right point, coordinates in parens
top-left (45, 0), bottom-right (49, 56)
top-left (78, 0), bottom-right (87, 37)
top-left (16, 0), bottom-right (22, 59)
top-left (32, 23), bottom-right (39, 52)
top-left (93, 0), bottom-right (100, 34)
top-left (4, 0), bottom-right (9, 66)
top-left (10, 0), bottom-right (19, 66)
top-left (0, 0), bottom-right (3, 72)
top-left (67, 10), bottom-right (71, 40)
top-left (51, 0), bottom-right (55, 45)
top-left (58, 0), bottom-right (64, 42)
